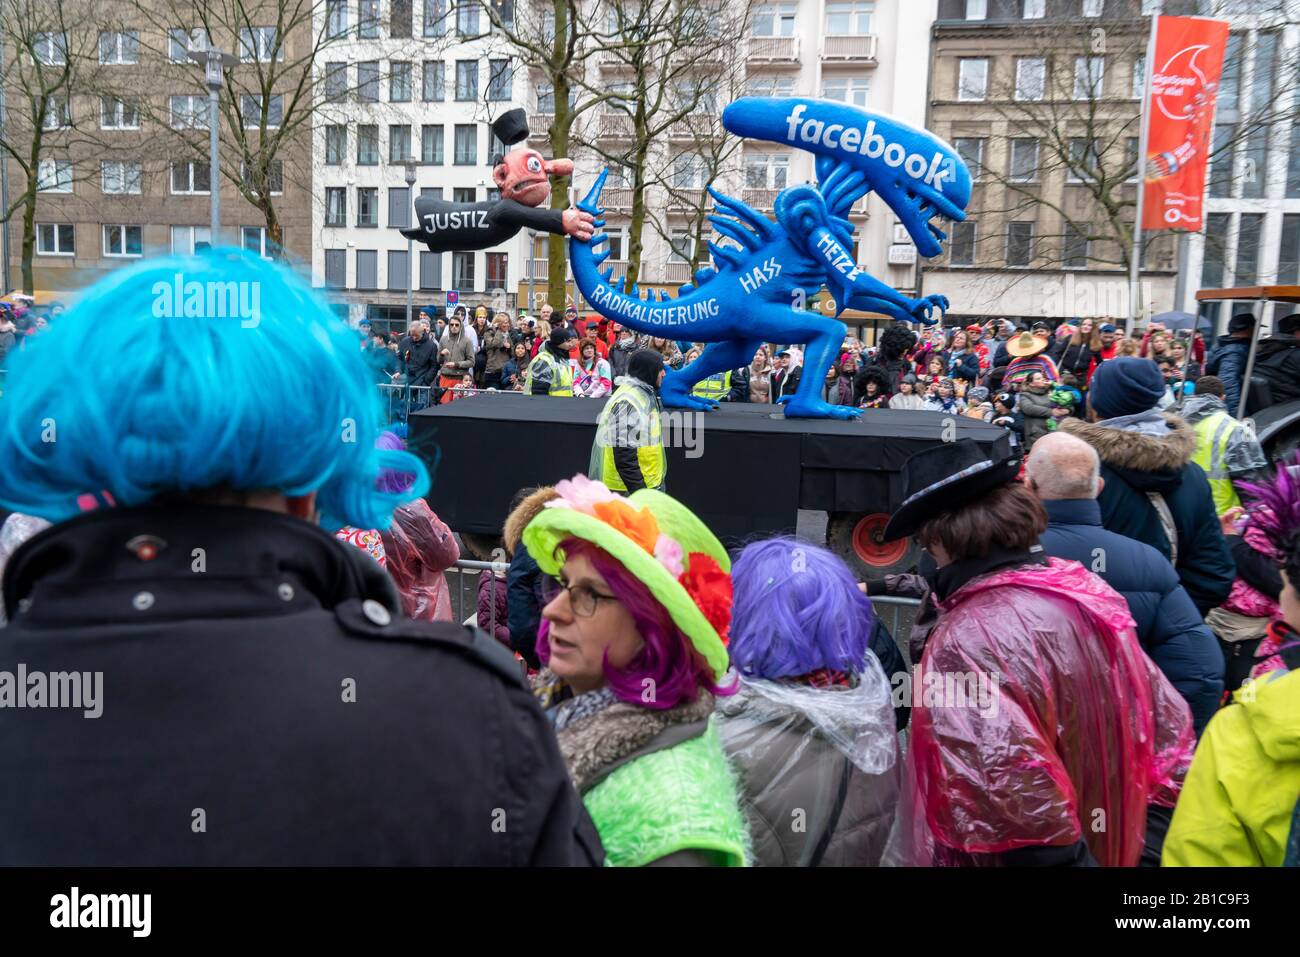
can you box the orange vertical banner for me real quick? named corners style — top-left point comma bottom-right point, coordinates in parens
top-left (1141, 15), bottom-right (1230, 232)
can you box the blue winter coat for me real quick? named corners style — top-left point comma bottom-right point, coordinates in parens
top-left (1205, 334), bottom-right (1252, 414)
top-left (1039, 498), bottom-right (1224, 734)
top-left (1060, 414), bottom-right (1235, 616)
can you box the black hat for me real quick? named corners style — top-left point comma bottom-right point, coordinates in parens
top-left (1278, 313), bottom-right (1300, 335)
top-left (492, 108), bottom-right (530, 149)
top-left (1228, 313), bottom-right (1256, 334)
top-left (883, 439), bottom-right (1022, 542)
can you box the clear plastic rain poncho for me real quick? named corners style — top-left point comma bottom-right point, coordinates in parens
top-left (379, 498), bottom-right (460, 622)
top-left (890, 558), bottom-right (1195, 867)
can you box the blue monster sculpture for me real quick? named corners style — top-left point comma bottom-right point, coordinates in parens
top-left (569, 97), bottom-right (972, 419)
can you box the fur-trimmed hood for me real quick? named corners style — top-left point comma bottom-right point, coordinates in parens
top-left (503, 486), bottom-right (558, 558)
top-left (1060, 413), bottom-right (1197, 473)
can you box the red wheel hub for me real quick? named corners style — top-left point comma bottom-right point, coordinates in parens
top-left (851, 513), bottom-right (908, 567)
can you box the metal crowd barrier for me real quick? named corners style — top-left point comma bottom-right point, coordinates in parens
top-left (865, 595), bottom-right (923, 659)
top-left (378, 383), bottom-right (516, 423)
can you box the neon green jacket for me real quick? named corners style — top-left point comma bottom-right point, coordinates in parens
top-left (1163, 667), bottom-right (1300, 866)
top-left (583, 723), bottom-right (749, 867)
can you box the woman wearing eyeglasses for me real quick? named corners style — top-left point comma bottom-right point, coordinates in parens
top-left (522, 474), bottom-right (749, 867)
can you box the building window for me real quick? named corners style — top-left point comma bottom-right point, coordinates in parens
top-left (388, 250), bottom-right (410, 291)
top-left (37, 158), bottom-right (73, 193)
top-left (392, 0), bottom-right (413, 39)
top-left (456, 60), bottom-right (478, 101)
top-left (171, 161), bottom-right (211, 194)
top-left (324, 62), bottom-right (348, 103)
top-left (1208, 123), bottom-right (1235, 198)
top-left (1009, 138), bottom-right (1039, 181)
top-left (964, 0), bottom-right (986, 20)
top-left (359, 0), bottom-right (380, 38)
top-left (103, 224), bottom-right (143, 257)
top-left (33, 32), bottom-right (68, 65)
top-left (958, 59), bottom-right (987, 101)
top-left (457, 3), bottom-right (480, 36)
top-left (358, 125), bottom-right (379, 165)
top-left (243, 227), bottom-right (280, 258)
top-left (101, 161), bottom-right (141, 195)
top-left (325, 248), bottom-right (347, 288)
top-left (98, 31), bottom-right (139, 64)
top-left (98, 97), bottom-right (138, 130)
top-left (1287, 123), bottom-right (1300, 198)
top-left (1066, 138), bottom-right (1101, 183)
top-left (356, 250), bottom-right (378, 290)
top-left (241, 94), bottom-right (283, 129)
top-left (753, 3), bottom-right (797, 37)
top-left (423, 61), bottom-right (445, 100)
top-left (358, 61), bottom-right (380, 102)
top-left (669, 231), bottom-right (696, 263)
top-left (953, 138), bottom-right (985, 181)
top-left (1132, 54), bottom-right (1146, 100)
top-left (1074, 56), bottom-right (1105, 100)
top-left (454, 124), bottom-right (477, 165)
top-left (325, 187), bottom-right (347, 226)
top-left (169, 94), bottom-right (208, 130)
top-left (453, 251), bottom-right (476, 289)
top-left (358, 187), bottom-right (379, 226)
top-left (420, 250), bottom-right (442, 289)
top-left (1125, 136), bottom-right (1139, 183)
top-left (390, 124), bottom-right (412, 163)
top-left (488, 60), bottom-right (513, 101)
top-left (1141, 0), bottom-right (1162, 13)
top-left (1063, 224), bottom-right (1089, 269)
top-left (822, 76), bottom-right (870, 108)
top-left (239, 27), bottom-right (282, 63)
top-left (42, 97), bottom-right (71, 130)
top-left (486, 252), bottom-right (508, 288)
top-left (389, 187), bottom-right (411, 228)
top-left (421, 124), bottom-right (444, 164)
top-left (168, 28), bottom-right (208, 63)
top-left (950, 221), bottom-right (975, 265)
top-left (1015, 57), bottom-right (1045, 101)
top-left (746, 74), bottom-right (796, 97)
top-left (37, 223), bottom-right (75, 255)
top-left (1278, 214), bottom-right (1300, 284)
top-left (390, 61), bottom-right (412, 102)
top-left (241, 161), bottom-right (284, 196)
top-left (1240, 126), bottom-right (1268, 199)
top-left (326, 0), bottom-right (348, 37)
top-left (825, 1), bottom-right (873, 35)
top-left (671, 153), bottom-right (706, 189)
top-left (325, 125), bottom-right (346, 165)
top-left (1201, 212), bottom-right (1230, 287)
top-left (1007, 222), bottom-right (1034, 267)
top-left (453, 187), bottom-right (476, 204)
top-left (745, 153), bottom-right (790, 189)
top-left (1235, 213), bottom-right (1263, 285)
top-left (1082, 0), bottom-right (1104, 17)
top-left (424, 0), bottom-right (448, 36)
top-left (1023, 0), bottom-right (1045, 17)
top-left (171, 225), bottom-right (211, 254)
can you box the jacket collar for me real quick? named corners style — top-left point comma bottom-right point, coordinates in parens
top-left (1042, 498), bottom-right (1103, 527)
top-left (3, 503), bottom-right (401, 627)
top-left (932, 544), bottom-right (1048, 603)
top-left (1059, 413), bottom-right (1197, 472)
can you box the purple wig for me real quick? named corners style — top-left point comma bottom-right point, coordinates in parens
top-left (375, 431), bottom-right (416, 494)
top-left (1238, 454), bottom-right (1300, 587)
top-left (729, 537), bottom-right (875, 679)
top-left (536, 537), bottom-right (735, 709)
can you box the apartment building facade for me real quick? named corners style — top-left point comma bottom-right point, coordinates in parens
top-left (6, 10), bottom-right (313, 297)
top-left (922, 0), bottom-right (1195, 324)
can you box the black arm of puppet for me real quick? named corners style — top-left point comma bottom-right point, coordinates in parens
top-left (495, 199), bottom-right (566, 235)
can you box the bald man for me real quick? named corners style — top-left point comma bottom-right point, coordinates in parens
top-left (1026, 432), bottom-right (1222, 737)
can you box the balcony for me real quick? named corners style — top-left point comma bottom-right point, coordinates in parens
top-left (525, 258), bottom-right (572, 282)
top-left (596, 113), bottom-right (633, 139)
top-left (600, 187), bottom-right (634, 211)
top-left (747, 36), bottom-right (800, 63)
top-left (664, 261), bottom-right (699, 284)
top-left (822, 34), bottom-right (878, 63)
top-left (741, 188), bottom-right (779, 210)
top-left (666, 188), bottom-right (707, 210)
top-left (667, 114), bottom-right (722, 142)
top-left (527, 114), bottom-right (552, 143)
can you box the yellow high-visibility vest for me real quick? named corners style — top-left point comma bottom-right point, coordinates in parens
top-left (524, 351), bottom-right (573, 396)
top-left (692, 370), bottom-right (731, 401)
top-left (590, 381), bottom-right (666, 492)
top-left (1192, 409), bottom-right (1241, 515)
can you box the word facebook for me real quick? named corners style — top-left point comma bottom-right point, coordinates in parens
top-left (783, 104), bottom-right (957, 193)
top-left (0, 664), bottom-right (102, 719)
top-left (50, 887), bottom-right (151, 937)
top-left (152, 274), bottom-right (261, 328)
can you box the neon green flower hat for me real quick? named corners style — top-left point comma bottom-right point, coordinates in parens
top-left (521, 474), bottom-right (732, 681)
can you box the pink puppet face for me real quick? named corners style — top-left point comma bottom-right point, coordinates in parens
top-left (493, 149), bottom-right (575, 207)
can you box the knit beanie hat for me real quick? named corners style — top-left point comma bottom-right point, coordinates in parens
top-left (1088, 357), bottom-right (1166, 419)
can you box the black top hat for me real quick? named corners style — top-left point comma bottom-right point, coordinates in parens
top-left (492, 108), bottom-right (530, 149)
top-left (883, 439), bottom-right (1022, 542)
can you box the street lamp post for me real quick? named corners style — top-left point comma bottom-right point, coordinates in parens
top-left (404, 159), bottom-right (418, 327)
top-left (189, 48), bottom-right (239, 248)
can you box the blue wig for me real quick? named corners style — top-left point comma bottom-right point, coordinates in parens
top-left (729, 537), bottom-right (876, 679)
top-left (0, 247), bottom-right (427, 530)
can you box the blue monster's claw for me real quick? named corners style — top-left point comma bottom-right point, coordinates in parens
top-left (599, 266), bottom-right (614, 283)
top-left (593, 218), bottom-right (606, 228)
top-left (694, 267), bottom-right (716, 285)
top-left (711, 216), bottom-right (763, 252)
top-left (578, 168), bottom-right (609, 215)
top-left (593, 248), bottom-right (611, 266)
top-left (677, 285), bottom-right (694, 296)
top-left (659, 290), bottom-right (672, 302)
top-left (709, 241), bottom-right (744, 271)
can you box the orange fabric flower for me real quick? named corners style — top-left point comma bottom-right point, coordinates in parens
top-left (591, 498), bottom-right (661, 555)
top-left (681, 552), bottom-right (732, 643)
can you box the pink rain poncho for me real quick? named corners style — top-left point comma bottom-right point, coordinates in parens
top-left (897, 558), bottom-right (1194, 867)
top-left (379, 498), bottom-right (460, 622)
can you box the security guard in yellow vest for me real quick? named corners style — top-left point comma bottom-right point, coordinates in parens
top-left (1183, 377), bottom-right (1268, 515)
top-left (590, 349), bottom-right (667, 492)
top-left (524, 327), bottom-right (576, 397)
top-left (692, 370), bottom-right (731, 402)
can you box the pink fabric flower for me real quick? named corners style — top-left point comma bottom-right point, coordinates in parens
top-left (546, 473), bottom-right (619, 517)
top-left (654, 533), bottom-right (685, 578)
